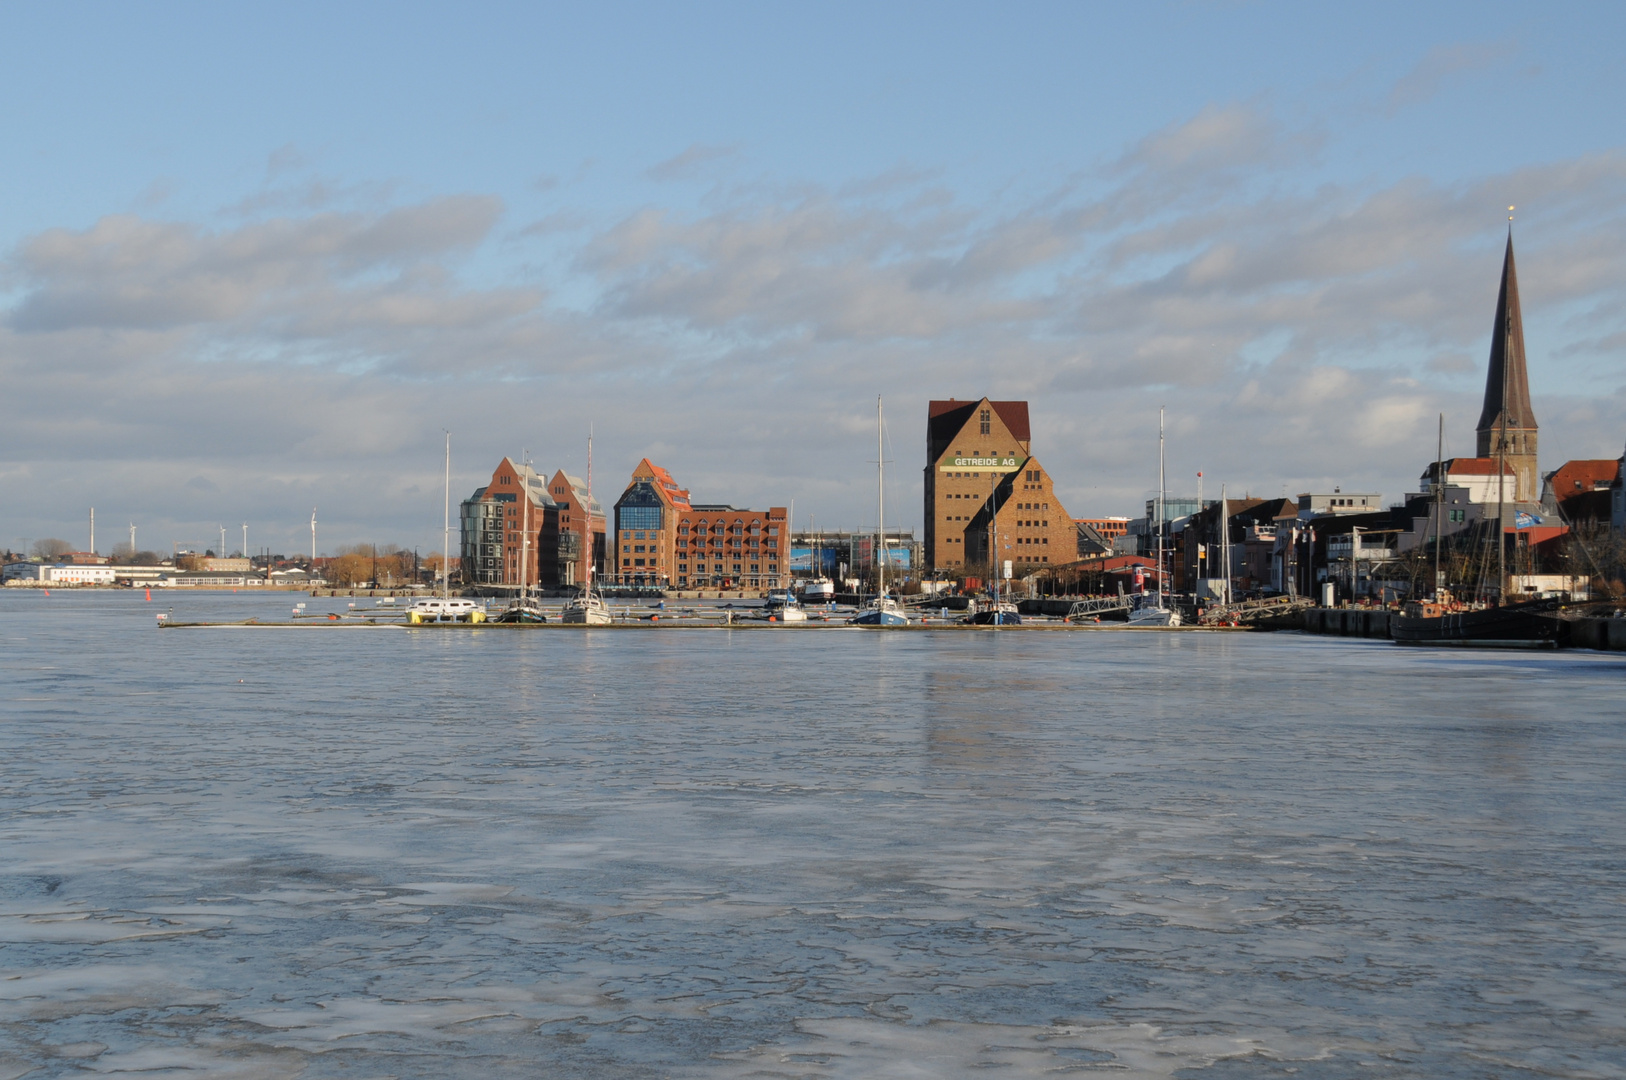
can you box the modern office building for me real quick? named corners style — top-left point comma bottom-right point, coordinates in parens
top-left (924, 397), bottom-right (1078, 574)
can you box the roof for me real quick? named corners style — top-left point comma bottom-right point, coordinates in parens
top-left (1547, 459), bottom-right (1620, 498)
top-left (927, 398), bottom-right (1032, 462)
top-left (632, 459), bottom-right (692, 510)
top-left (1423, 457), bottom-right (1514, 480)
top-left (1476, 235), bottom-right (1538, 433)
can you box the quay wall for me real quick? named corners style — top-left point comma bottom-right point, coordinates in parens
top-left (1294, 607), bottom-right (1626, 650)
top-left (1566, 617), bottom-right (1626, 651)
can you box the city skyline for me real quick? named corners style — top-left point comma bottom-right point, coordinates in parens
top-left (3, 2), bottom-right (1625, 555)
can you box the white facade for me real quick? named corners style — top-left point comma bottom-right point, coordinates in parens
top-left (1420, 465), bottom-right (1516, 505)
top-left (4, 563), bottom-right (117, 584)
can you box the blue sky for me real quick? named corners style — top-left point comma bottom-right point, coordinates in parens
top-left (2, 2), bottom-right (1623, 556)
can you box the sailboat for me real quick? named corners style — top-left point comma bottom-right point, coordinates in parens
top-left (850, 396), bottom-right (909, 626)
top-left (801, 514), bottom-right (835, 602)
top-left (409, 431), bottom-right (488, 623)
top-left (560, 430), bottom-right (613, 625)
top-left (496, 458), bottom-right (548, 623)
top-left (1128, 407), bottom-right (1182, 626)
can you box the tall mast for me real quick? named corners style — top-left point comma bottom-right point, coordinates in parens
top-left (311, 508), bottom-right (317, 565)
top-left (585, 425), bottom-right (593, 589)
top-left (1157, 406), bottom-right (1166, 607)
top-left (876, 395), bottom-right (886, 598)
top-left (1220, 483), bottom-right (1229, 606)
top-left (442, 430), bottom-right (450, 600)
top-left (1432, 413), bottom-right (1444, 598)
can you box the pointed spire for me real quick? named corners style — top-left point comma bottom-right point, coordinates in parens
top-left (1476, 232), bottom-right (1537, 434)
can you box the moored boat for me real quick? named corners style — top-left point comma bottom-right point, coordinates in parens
top-left (1391, 596), bottom-right (1560, 646)
top-left (407, 597), bottom-right (486, 623)
top-left (966, 598), bottom-right (1021, 625)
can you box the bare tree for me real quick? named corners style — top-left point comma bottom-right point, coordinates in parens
top-left (31, 538), bottom-right (72, 560)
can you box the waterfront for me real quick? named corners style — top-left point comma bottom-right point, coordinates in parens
top-left (3, 592), bottom-right (1624, 1078)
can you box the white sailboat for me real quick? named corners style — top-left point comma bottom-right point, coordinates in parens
top-left (851, 396), bottom-right (909, 627)
top-left (1128, 407), bottom-right (1182, 627)
top-left (560, 429), bottom-right (613, 625)
top-left (801, 513), bottom-right (835, 601)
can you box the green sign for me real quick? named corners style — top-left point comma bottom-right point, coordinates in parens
top-left (944, 456), bottom-right (1020, 471)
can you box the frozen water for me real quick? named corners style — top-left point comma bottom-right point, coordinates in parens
top-left (2, 590), bottom-right (1624, 1078)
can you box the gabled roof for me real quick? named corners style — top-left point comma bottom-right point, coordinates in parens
top-left (927, 398), bottom-right (1032, 462)
top-left (1423, 457), bottom-right (1514, 480)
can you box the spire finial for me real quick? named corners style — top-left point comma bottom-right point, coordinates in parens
top-left (1508, 205), bottom-right (1515, 237)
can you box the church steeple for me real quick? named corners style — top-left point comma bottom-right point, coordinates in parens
top-left (1475, 229), bottom-right (1539, 502)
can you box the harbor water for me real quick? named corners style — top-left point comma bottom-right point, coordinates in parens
top-left (3, 591), bottom-right (1623, 1078)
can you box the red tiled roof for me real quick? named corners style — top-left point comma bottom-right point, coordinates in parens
top-left (1424, 457), bottom-right (1514, 479)
top-left (1548, 459), bottom-right (1619, 496)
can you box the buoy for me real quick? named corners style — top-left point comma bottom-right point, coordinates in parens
top-left (43, 589), bottom-right (49, 596)
top-left (145, 588), bottom-right (151, 601)
top-left (328, 613), bottom-right (339, 620)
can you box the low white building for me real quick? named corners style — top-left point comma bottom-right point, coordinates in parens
top-left (3, 562), bottom-right (116, 584)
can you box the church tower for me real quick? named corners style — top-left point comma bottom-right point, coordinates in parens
top-left (1475, 233), bottom-right (1539, 503)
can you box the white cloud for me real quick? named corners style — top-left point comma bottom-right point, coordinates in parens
top-left (2, 105), bottom-right (1624, 550)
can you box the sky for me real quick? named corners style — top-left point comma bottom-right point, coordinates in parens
top-left (2, 1), bottom-right (1624, 557)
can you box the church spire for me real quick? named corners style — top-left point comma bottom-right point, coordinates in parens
top-left (1475, 230), bottom-right (1536, 435)
top-left (1474, 221), bottom-right (1539, 503)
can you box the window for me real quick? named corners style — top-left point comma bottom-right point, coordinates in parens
top-left (980, 409), bottom-right (991, 435)
top-left (634, 545), bottom-right (646, 553)
top-left (620, 505), bottom-right (662, 531)
top-left (623, 559), bottom-right (631, 566)
top-left (622, 544), bottom-right (630, 553)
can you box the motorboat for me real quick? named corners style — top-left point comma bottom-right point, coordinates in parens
top-left (493, 596), bottom-right (547, 623)
top-left (560, 591), bottom-right (612, 625)
top-left (965, 598), bottom-right (1021, 625)
top-left (1126, 591), bottom-right (1181, 626)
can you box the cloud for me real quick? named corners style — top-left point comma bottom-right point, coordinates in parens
top-left (1386, 40), bottom-right (1519, 114)
top-left (6, 196), bottom-right (509, 335)
top-left (2, 104), bottom-right (1624, 549)
top-left (646, 144), bottom-right (740, 182)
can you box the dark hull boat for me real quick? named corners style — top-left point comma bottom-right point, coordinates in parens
top-left (1391, 597), bottom-right (1561, 647)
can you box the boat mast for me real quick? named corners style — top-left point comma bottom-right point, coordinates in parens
top-left (1157, 406), bottom-right (1166, 608)
top-left (1220, 483), bottom-right (1229, 606)
top-left (442, 430), bottom-right (451, 601)
top-left (585, 425), bottom-right (594, 591)
top-left (876, 395), bottom-right (886, 599)
top-left (1432, 412), bottom-right (1444, 599)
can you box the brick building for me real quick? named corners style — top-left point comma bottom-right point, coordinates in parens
top-left (542, 469), bottom-right (606, 586)
top-left (461, 458), bottom-right (606, 589)
top-left (674, 506), bottom-right (789, 588)
top-left (924, 397), bottom-right (1078, 575)
top-left (612, 459), bottom-right (693, 586)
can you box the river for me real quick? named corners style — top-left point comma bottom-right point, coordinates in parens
top-left (3, 590), bottom-right (1623, 1078)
